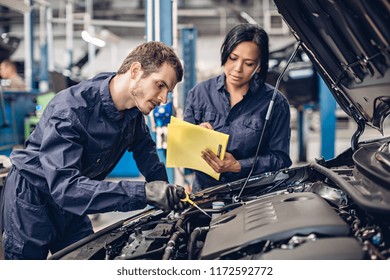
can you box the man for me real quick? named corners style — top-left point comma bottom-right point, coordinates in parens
top-left (0, 59), bottom-right (26, 90)
top-left (0, 41), bottom-right (186, 259)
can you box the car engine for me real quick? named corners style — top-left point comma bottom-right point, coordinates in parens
top-left (50, 137), bottom-right (390, 260)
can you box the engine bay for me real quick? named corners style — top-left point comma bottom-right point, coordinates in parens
top-left (50, 138), bottom-right (390, 260)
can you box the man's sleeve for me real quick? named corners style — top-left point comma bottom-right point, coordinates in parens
top-left (131, 114), bottom-right (168, 183)
top-left (39, 110), bottom-right (147, 216)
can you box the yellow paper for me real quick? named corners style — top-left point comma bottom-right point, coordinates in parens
top-left (166, 116), bottom-right (229, 180)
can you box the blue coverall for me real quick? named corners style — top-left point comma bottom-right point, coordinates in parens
top-left (183, 74), bottom-right (292, 191)
top-left (0, 73), bottom-right (167, 259)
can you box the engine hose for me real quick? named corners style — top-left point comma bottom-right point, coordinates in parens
top-left (187, 226), bottom-right (209, 260)
top-left (162, 230), bottom-right (181, 260)
top-left (116, 244), bottom-right (167, 260)
top-left (162, 219), bottom-right (185, 260)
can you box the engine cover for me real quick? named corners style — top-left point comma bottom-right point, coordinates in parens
top-left (200, 192), bottom-right (350, 259)
top-left (260, 237), bottom-right (363, 260)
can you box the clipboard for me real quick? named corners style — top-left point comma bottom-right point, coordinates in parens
top-left (166, 116), bottom-right (229, 180)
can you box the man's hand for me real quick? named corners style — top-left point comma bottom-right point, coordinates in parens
top-left (145, 181), bottom-right (187, 212)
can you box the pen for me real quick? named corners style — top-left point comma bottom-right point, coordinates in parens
top-left (217, 144), bottom-right (222, 159)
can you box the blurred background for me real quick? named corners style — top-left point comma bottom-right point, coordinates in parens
top-left (1, 0), bottom-right (389, 231)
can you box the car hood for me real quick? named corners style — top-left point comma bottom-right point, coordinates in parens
top-left (273, 0), bottom-right (390, 133)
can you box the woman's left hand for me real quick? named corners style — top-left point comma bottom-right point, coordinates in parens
top-left (201, 149), bottom-right (241, 174)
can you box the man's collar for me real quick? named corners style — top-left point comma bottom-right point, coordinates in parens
top-left (100, 73), bottom-right (140, 122)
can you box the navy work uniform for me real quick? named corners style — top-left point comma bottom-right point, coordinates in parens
top-left (0, 73), bottom-right (167, 259)
top-left (184, 74), bottom-right (292, 191)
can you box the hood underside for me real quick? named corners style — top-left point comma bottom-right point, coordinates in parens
top-left (273, 0), bottom-right (390, 132)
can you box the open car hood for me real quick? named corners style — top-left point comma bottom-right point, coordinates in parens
top-left (273, 0), bottom-right (390, 133)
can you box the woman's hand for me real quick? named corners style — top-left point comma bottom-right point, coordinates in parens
top-left (199, 122), bottom-right (213, 130)
top-left (201, 149), bottom-right (241, 174)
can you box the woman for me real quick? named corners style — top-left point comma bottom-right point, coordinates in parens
top-left (183, 23), bottom-right (292, 192)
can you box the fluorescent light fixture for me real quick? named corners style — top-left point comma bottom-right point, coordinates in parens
top-left (81, 30), bottom-right (106, 47)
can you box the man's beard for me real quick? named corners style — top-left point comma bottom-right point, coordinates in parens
top-left (131, 88), bottom-right (149, 115)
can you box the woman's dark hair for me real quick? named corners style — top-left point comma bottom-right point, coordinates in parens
top-left (220, 23), bottom-right (269, 84)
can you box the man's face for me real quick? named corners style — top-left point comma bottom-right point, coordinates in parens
top-left (129, 63), bottom-right (177, 115)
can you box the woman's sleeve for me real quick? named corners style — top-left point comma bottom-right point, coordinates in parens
top-left (223, 97), bottom-right (292, 181)
top-left (183, 87), bottom-right (198, 124)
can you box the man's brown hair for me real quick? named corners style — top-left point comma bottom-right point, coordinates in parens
top-left (117, 41), bottom-right (183, 83)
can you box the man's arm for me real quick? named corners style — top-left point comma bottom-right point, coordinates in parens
top-left (40, 110), bottom-right (148, 216)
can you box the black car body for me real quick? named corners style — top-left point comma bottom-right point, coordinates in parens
top-left (50, 0), bottom-right (390, 260)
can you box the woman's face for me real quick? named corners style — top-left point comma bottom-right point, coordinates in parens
top-left (224, 41), bottom-right (260, 89)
